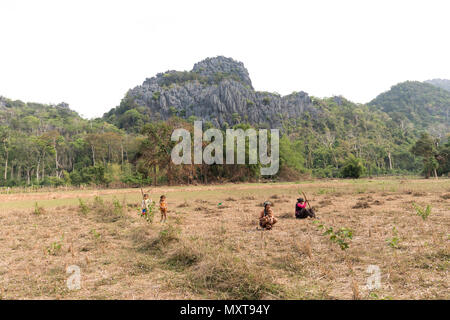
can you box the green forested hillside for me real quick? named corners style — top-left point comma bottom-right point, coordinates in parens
top-left (368, 81), bottom-right (450, 134)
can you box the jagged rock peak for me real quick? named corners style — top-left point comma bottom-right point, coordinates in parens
top-left (192, 56), bottom-right (253, 88)
top-left (143, 56), bottom-right (253, 89)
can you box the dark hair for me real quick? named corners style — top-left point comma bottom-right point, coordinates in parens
top-left (144, 194), bottom-right (149, 197)
top-left (297, 198), bottom-right (304, 202)
top-left (160, 195), bottom-right (166, 199)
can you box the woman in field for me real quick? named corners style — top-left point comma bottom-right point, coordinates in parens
top-left (295, 197), bottom-right (316, 219)
top-left (259, 201), bottom-right (277, 230)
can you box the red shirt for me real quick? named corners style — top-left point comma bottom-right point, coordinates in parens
top-left (297, 202), bottom-right (306, 209)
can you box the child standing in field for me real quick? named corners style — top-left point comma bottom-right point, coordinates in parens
top-left (159, 195), bottom-right (168, 223)
top-left (141, 193), bottom-right (152, 217)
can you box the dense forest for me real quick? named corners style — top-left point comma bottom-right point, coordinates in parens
top-left (0, 71), bottom-right (449, 188)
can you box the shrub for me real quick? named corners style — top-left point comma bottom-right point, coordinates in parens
top-left (46, 236), bottom-right (64, 255)
top-left (91, 196), bottom-right (125, 223)
top-left (78, 198), bottom-right (89, 215)
top-left (70, 165), bottom-right (111, 186)
top-left (340, 155), bottom-right (365, 178)
top-left (112, 197), bottom-right (125, 216)
top-left (386, 226), bottom-right (400, 249)
top-left (314, 221), bottom-right (353, 250)
top-left (412, 203), bottom-right (432, 220)
top-left (40, 176), bottom-right (65, 187)
top-left (139, 200), bottom-right (156, 223)
top-left (69, 170), bottom-right (83, 186)
top-left (152, 91), bottom-right (161, 101)
top-left (169, 106), bottom-right (177, 116)
top-left (231, 113), bottom-right (241, 124)
top-left (158, 71), bottom-right (206, 87)
top-left (47, 241), bottom-right (62, 255)
top-left (33, 202), bottom-right (45, 215)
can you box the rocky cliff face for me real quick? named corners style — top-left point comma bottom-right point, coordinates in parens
top-left (107, 56), bottom-right (317, 129)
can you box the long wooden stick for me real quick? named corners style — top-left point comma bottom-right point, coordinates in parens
top-left (302, 191), bottom-right (312, 210)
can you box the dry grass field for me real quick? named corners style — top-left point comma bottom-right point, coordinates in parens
top-left (0, 178), bottom-right (448, 300)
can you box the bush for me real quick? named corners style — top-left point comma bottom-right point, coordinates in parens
top-left (40, 176), bottom-right (65, 187)
top-left (69, 170), bottom-right (83, 186)
top-left (91, 196), bottom-right (125, 223)
top-left (152, 91), bottom-right (161, 101)
top-left (314, 221), bottom-right (353, 250)
top-left (120, 163), bottom-right (148, 186)
top-left (340, 155), bottom-right (364, 178)
top-left (78, 198), bottom-right (89, 215)
top-left (386, 226), bottom-right (400, 249)
top-left (33, 202), bottom-right (46, 215)
top-left (62, 170), bottom-right (71, 185)
top-left (158, 71), bottom-right (206, 87)
top-left (312, 165), bottom-right (339, 178)
top-left (412, 203), bottom-right (432, 220)
top-left (69, 165), bottom-right (111, 186)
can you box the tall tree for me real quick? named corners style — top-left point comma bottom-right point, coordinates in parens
top-left (411, 133), bottom-right (439, 178)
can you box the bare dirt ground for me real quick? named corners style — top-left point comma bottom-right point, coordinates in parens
top-left (0, 178), bottom-right (448, 300)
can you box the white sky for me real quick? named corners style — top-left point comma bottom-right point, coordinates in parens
top-left (1, 0), bottom-right (449, 118)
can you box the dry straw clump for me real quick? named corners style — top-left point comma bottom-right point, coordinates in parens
top-left (293, 238), bottom-right (313, 259)
top-left (134, 224), bottom-right (180, 253)
top-left (352, 201), bottom-right (371, 209)
top-left (279, 212), bottom-right (293, 219)
top-left (164, 242), bottom-right (203, 271)
top-left (187, 251), bottom-right (282, 299)
top-left (177, 200), bottom-right (190, 208)
top-left (319, 199), bottom-right (332, 207)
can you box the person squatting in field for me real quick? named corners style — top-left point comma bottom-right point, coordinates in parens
top-left (159, 195), bottom-right (168, 222)
top-left (295, 197), bottom-right (316, 219)
top-left (259, 201), bottom-right (278, 230)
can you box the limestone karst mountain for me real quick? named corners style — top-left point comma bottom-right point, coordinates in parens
top-left (103, 56), bottom-right (316, 132)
